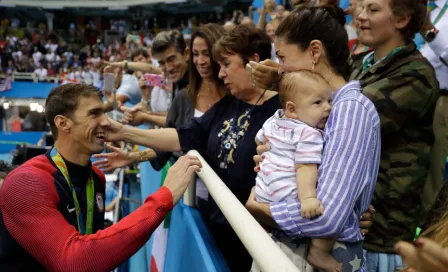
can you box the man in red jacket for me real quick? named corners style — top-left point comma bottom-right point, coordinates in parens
top-left (0, 83), bottom-right (201, 272)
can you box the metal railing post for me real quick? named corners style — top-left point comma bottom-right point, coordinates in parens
top-left (187, 150), bottom-right (300, 272)
top-left (183, 174), bottom-right (196, 207)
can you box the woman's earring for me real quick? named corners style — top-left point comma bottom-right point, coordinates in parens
top-left (312, 61), bottom-right (316, 73)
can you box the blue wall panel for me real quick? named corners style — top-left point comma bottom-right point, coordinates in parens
top-left (0, 131), bottom-right (45, 153)
top-left (2, 82), bottom-right (59, 99)
top-left (165, 203), bottom-right (229, 272)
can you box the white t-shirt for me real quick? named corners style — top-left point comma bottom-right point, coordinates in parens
top-left (33, 68), bottom-right (48, 81)
top-left (33, 52), bottom-right (43, 67)
top-left (150, 86), bottom-right (170, 113)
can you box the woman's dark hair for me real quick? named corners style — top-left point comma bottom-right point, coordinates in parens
top-left (276, 5), bottom-right (350, 78)
top-left (188, 24), bottom-right (229, 106)
top-left (390, 0), bottom-right (427, 42)
top-left (213, 24), bottom-right (272, 65)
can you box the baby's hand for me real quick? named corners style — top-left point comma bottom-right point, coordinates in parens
top-left (301, 198), bottom-right (324, 219)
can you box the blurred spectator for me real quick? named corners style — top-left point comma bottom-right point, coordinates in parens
top-left (8, 114), bottom-right (23, 132)
top-left (33, 64), bottom-right (48, 82)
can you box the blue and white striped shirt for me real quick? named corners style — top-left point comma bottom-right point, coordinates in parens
top-left (270, 81), bottom-right (381, 242)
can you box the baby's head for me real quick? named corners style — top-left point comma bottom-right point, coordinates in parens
top-left (279, 71), bottom-right (332, 129)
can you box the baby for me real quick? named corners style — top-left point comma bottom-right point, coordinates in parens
top-left (255, 71), bottom-right (341, 272)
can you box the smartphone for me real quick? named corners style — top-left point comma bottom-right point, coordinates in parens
top-left (144, 73), bottom-right (166, 88)
top-left (104, 73), bottom-right (115, 92)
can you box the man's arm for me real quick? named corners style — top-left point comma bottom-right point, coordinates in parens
top-left (0, 156), bottom-right (200, 272)
top-left (1, 169), bottom-right (173, 272)
top-left (268, 100), bottom-right (377, 237)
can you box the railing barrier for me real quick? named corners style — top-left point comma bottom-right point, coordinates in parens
top-left (186, 150), bottom-right (300, 272)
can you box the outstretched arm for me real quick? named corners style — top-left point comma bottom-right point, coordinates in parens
top-left (105, 119), bottom-right (181, 153)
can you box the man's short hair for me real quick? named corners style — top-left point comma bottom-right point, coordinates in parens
top-left (45, 84), bottom-right (103, 140)
top-left (151, 30), bottom-right (186, 56)
top-left (131, 48), bottom-right (149, 60)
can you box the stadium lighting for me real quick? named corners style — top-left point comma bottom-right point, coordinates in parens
top-left (29, 102), bottom-right (38, 111)
top-left (37, 105), bottom-right (44, 113)
top-left (3, 102), bottom-right (10, 110)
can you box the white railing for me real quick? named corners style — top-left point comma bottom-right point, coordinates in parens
top-left (186, 150), bottom-right (301, 272)
top-left (11, 72), bottom-right (59, 83)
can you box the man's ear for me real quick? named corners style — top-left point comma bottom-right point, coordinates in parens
top-left (248, 53), bottom-right (261, 63)
top-left (54, 115), bottom-right (71, 134)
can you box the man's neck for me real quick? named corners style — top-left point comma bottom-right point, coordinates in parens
top-left (54, 140), bottom-right (91, 166)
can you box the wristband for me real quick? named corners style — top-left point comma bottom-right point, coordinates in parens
top-left (124, 60), bottom-right (128, 70)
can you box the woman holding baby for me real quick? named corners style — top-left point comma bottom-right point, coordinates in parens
top-left (246, 6), bottom-right (380, 272)
top-left (248, 0), bottom-right (439, 270)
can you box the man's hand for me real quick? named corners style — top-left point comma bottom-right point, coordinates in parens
top-left (247, 59), bottom-right (281, 91)
top-left (164, 155), bottom-right (202, 204)
top-left (121, 106), bottom-right (149, 127)
top-left (104, 117), bottom-right (126, 142)
top-left (301, 197), bottom-right (324, 219)
top-left (395, 238), bottom-right (448, 272)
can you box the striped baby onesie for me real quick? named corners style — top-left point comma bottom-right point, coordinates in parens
top-left (255, 109), bottom-right (323, 203)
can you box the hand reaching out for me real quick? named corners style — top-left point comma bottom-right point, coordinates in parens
top-left (396, 238), bottom-right (448, 272)
top-left (93, 144), bottom-right (133, 172)
top-left (121, 105), bottom-right (149, 127)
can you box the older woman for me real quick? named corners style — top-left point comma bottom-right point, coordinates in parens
top-left (103, 25), bottom-right (277, 271)
top-left (245, 6), bottom-right (380, 271)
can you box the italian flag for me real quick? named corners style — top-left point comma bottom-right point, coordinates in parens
top-left (150, 162), bottom-right (172, 272)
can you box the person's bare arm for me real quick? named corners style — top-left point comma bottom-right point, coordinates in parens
top-left (142, 113), bottom-right (167, 128)
top-left (103, 93), bottom-right (129, 113)
top-left (297, 164), bottom-right (323, 219)
top-left (257, 6), bottom-right (268, 30)
top-left (105, 61), bottom-right (162, 74)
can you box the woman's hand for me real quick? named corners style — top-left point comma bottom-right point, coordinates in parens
top-left (360, 205), bottom-right (376, 236)
top-left (103, 61), bottom-right (124, 73)
top-left (92, 144), bottom-right (133, 172)
top-left (253, 143), bottom-right (271, 172)
top-left (395, 238), bottom-right (448, 272)
top-left (247, 59), bottom-right (281, 91)
top-left (121, 105), bottom-right (149, 127)
top-left (104, 117), bottom-right (126, 142)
